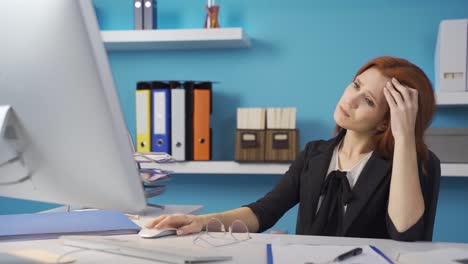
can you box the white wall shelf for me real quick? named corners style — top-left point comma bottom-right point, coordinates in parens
top-left (141, 161), bottom-right (468, 177)
top-left (436, 92), bottom-right (468, 106)
top-left (141, 161), bottom-right (290, 175)
top-left (101, 28), bottom-right (251, 51)
top-left (440, 163), bottom-right (468, 177)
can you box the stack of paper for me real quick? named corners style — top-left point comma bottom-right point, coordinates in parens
top-left (134, 152), bottom-right (175, 199)
top-left (139, 169), bottom-right (173, 183)
top-left (266, 107), bottom-right (296, 129)
top-left (143, 185), bottom-right (167, 198)
top-left (134, 152), bottom-right (175, 163)
top-left (237, 108), bottom-right (266, 130)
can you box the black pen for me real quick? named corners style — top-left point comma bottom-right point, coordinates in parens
top-left (334, 247), bottom-right (363, 262)
top-left (304, 247), bottom-right (364, 264)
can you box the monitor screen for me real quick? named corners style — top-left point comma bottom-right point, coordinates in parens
top-left (0, 0), bottom-right (147, 214)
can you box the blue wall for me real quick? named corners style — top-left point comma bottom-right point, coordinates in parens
top-left (1, 0), bottom-right (468, 243)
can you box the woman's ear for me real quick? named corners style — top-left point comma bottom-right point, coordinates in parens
top-left (376, 121), bottom-right (388, 133)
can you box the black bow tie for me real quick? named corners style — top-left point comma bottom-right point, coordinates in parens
top-left (310, 170), bottom-right (354, 236)
top-left (320, 170), bottom-right (354, 206)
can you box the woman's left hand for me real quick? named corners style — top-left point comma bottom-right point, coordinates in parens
top-left (383, 78), bottom-right (418, 141)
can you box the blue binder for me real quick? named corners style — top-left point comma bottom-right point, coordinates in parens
top-left (151, 81), bottom-right (171, 153)
top-left (0, 210), bottom-right (141, 240)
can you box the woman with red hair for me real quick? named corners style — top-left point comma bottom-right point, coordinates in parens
top-left (147, 56), bottom-right (441, 242)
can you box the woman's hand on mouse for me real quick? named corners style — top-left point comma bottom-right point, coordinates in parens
top-left (145, 214), bottom-right (205, 236)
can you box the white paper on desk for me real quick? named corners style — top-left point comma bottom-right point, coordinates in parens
top-left (397, 248), bottom-right (468, 264)
top-left (272, 244), bottom-right (392, 264)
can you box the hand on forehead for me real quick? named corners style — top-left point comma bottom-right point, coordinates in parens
top-left (355, 68), bottom-right (392, 106)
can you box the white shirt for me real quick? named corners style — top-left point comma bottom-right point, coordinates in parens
top-left (315, 140), bottom-right (373, 214)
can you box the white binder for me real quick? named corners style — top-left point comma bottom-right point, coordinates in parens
top-left (435, 19), bottom-right (468, 92)
top-left (171, 88), bottom-right (186, 161)
top-left (143, 0), bottom-right (156, 29)
top-left (133, 0), bottom-right (143, 30)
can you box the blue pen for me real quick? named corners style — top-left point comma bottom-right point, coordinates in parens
top-left (266, 244), bottom-right (273, 264)
top-left (370, 245), bottom-right (395, 264)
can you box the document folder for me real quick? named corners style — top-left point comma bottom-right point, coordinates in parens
top-left (0, 210), bottom-right (141, 240)
top-left (435, 19), bottom-right (468, 92)
top-left (184, 81), bottom-right (195, 160)
top-left (170, 82), bottom-right (186, 161)
top-left (136, 82), bottom-right (152, 152)
top-left (151, 82), bottom-right (171, 154)
top-left (193, 83), bottom-right (212, 160)
top-left (133, 0), bottom-right (143, 30)
top-left (265, 129), bottom-right (298, 162)
top-left (235, 129), bottom-right (266, 161)
top-left (143, 0), bottom-right (157, 29)
top-left (265, 108), bottom-right (298, 161)
top-left (235, 108), bottom-right (266, 162)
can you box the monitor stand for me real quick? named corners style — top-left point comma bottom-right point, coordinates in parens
top-left (0, 105), bottom-right (32, 186)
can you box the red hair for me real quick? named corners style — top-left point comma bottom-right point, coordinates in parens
top-left (334, 56), bottom-right (436, 172)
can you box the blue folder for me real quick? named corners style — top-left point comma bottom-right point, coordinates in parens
top-left (0, 210), bottom-right (141, 240)
top-left (151, 82), bottom-right (171, 153)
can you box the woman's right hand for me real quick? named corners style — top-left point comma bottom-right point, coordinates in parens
top-left (145, 214), bottom-right (205, 236)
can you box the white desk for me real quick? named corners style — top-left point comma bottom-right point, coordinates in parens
top-left (1, 205), bottom-right (468, 264)
top-left (1, 233), bottom-right (468, 263)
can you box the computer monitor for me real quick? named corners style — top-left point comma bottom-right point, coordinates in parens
top-left (0, 0), bottom-right (147, 214)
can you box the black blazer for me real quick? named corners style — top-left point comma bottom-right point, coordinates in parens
top-left (245, 130), bottom-right (441, 241)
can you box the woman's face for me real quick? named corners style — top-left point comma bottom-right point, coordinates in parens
top-left (334, 67), bottom-right (390, 134)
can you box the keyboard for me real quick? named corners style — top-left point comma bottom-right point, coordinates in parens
top-left (61, 235), bottom-right (232, 264)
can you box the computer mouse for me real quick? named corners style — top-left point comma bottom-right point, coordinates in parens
top-left (138, 227), bottom-right (178, 239)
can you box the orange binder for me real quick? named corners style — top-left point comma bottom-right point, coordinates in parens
top-left (193, 88), bottom-right (211, 160)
